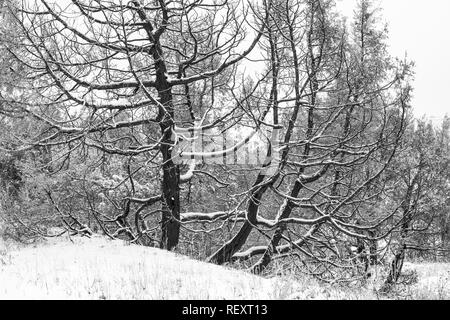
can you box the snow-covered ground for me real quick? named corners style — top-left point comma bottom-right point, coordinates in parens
top-left (0, 235), bottom-right (449, 300)
top-left (401, 262), bottom-right (450, 299)
top-left (0, 235), bottom-right (290, 300)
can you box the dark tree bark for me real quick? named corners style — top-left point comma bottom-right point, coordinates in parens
top-left (134, 2), bottom-right (180, 250)
top-left (208, 174), bottom-right (271, 264)
top-left (382, 171), bottom-right (419, 290)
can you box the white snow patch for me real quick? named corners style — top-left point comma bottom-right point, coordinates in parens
top-left (0, 236), bottom-right (283, 300)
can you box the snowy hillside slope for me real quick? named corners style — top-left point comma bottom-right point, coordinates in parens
top-left (0, 235), bottom-right (292, 299)
top-left (1, 235), bottom-right (448, 300)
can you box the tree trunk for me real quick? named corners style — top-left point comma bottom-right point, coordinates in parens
top-left (153, 44), bottom-right (180, 251)
top-left (160, 156), bottom-right (180, 250)
top-left (251, 181), bottom-right (302, 273)
top-left (208, 175), bottom-right (269, 264)
top-left (157, 82), bottom-right (180, 251)
top-left (382, 199), bottom-right (413, 291)
top-left (384, 244), bottom-right (406, 289)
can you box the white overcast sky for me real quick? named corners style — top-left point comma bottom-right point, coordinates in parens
top-left (336, 0), bottom-right (450, 122)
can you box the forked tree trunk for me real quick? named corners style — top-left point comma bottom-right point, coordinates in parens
top-left (384, 244), bottom-right (406, 288)
top-left (382, 196), bottom-right (414, 291)
top-left (251, 181), bottom-right (303, 273)
top-left (208, 175), bottom-right (270, 264)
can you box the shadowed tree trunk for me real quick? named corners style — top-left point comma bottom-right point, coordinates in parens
top-left (382, 169), bottom-right (420, 290)
top-left (133, 2), bottom-right (180, 250)
top-left (208, 174), bottom-right (272, 264)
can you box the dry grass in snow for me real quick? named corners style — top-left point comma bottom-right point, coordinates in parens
top-left (0, 235), bottom-right (294, 300)
top-left (398, 262), bottom-right (450, 300)
top-left (0, 235), bottom-right (449, 300)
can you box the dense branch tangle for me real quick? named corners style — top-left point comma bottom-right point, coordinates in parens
top-left (5, 0), bottom-right (270, 250)
top-left (2, 0), bottom-right (413, 279)
top-left (207, 0), bottom-right (411, 278)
